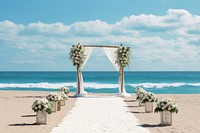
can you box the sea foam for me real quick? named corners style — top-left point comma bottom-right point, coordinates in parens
top-left (0, 82), bottom-right (200, 89)
top-left (0, 82), bottom-right (118, 89)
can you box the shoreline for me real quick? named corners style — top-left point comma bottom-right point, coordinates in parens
top-left (0, 91), bottom-right (200, 133)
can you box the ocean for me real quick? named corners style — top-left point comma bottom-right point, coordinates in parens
top-left (0, 71), bottom-right (200, 94)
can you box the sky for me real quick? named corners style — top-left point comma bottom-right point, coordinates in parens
top-left (0, 0), bottom-right (200, 71)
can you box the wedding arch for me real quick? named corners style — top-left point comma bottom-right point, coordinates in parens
top-left (69, 43), bottom-right (131, 97)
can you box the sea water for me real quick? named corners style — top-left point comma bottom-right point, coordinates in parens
top-left (0, 71), bottom-right (200, 94)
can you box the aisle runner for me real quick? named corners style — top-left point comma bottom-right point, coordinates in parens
top-left (50, 97), bottom-right (150, 133)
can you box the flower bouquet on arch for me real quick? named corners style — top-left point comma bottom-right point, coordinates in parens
top-left (69, 44), bottom-right (86, 69)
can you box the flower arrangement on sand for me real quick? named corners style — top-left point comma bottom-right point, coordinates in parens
top-left (141, 92), bottom-right (157, 103)
top-left (59, 92), bottom-right (68, 100)
top-left (135, 87), bottom-right (147, 100)
top-left (155, 98), bottom-right (179, 113)
top-left (115, 46), bottom-right (131, 68)
top-left (32, 99), bottom-right (52, 114)
top-left (60, 86), bottom-right (70, 94)
top-left (46, 92), bottom-right (63, 102)
top-left (135, 87), bottom-right (145, 93)
top-left (69, 44), bottom-right (86, 69)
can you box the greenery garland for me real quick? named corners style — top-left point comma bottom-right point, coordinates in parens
top-left (115, 46), bottom-right (131, 68)
top-left (69, 44), bottom-right (86, 69)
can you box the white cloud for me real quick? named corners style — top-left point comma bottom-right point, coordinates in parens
top-left (0, 9), bottom-right (200, 70)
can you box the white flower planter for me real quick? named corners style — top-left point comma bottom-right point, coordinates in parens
top-left (160, 110), bottom-right (172, 126)
top-left (139, 100), bottom-right (145, 106)
top-left (145, 102), bottom-right (153, 113)
top-left (50, 101), bottom-right (57, 113)
top-left (57, 101), bottom-right (61, 111)
top-left (61, 99), bottom-right (66, 106)
top-left (36, 111), bottom-right (47, 125)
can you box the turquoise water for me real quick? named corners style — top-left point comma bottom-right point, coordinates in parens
top-left (0, 71), bottom-right (200, 94)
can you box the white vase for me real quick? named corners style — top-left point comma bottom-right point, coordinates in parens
top-left (145, 102), bottom-right (153, 113)
top-left (61, 99), bottom-right (66, 106)
top-left (160, 110), bottom-right (172, 126)
top-left (139, 100), bottom-right (144, 106)
top-left (50, 101), bottom-right (57, 113)
top-left (36, 110), bottom-right (47, 125)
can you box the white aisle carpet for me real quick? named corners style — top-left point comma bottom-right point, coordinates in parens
top-left (50, 97), bottom-right (150, 133)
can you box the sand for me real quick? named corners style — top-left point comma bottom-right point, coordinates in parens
top-left (0, 91), bottom-right (76, 133)
top-left (0, 91), bottom-right (200, 133)
top-left (125, 94), bottom-right (200, 133)
top-left (50, 96), bottom-right (150, 133)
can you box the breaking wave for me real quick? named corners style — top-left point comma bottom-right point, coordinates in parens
top-left (0, 82), bottom-right (200, 89)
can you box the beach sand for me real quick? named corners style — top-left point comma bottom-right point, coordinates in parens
top-left (0, 91), bottom-right (200, 133)
top-left (0, 91), bottom-right (76, 133)
top-left (125, 94), bottom-right (200, 133)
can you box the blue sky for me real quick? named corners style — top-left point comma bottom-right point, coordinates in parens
top-left (0, 0), bottom-right (200, 71)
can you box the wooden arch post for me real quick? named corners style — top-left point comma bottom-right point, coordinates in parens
top-left (77, 67), bottom-right (81, 94)
top-left (120, 67), bottom-right (124, 94)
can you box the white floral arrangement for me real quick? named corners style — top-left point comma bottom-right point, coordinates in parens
top-left (32, 98), bottom-right (52, 114)
top-left (46, 92), bottom-right (63, 102)
top-left (155, 98), bottom-right (179, 113)
top-left (135, 87), bottom-right (145, 93)
top-left (141, 92), bottom-right (157, 103)
top-left (60, 86), bottom-right (70, 94)
top-left (69, 44), bottom-right (86, 69)
top-left (115, 46), bottom-right (131, 68)
top-left (58, 92), bottom-right (68, 100)
top-left (135, 87), bottom-right (147, 100)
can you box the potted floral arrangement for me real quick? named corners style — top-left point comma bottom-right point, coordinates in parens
top-left (135, 87), bottom-right (147, 106)
top-left (154, 98), bottom-right (179, 126)
top-left (56, 93), bottom-right (63, 111)
top-left (60, 86), bottom-right (70, 95)
top-left (32, 98), bottom-right (52, 124)
top-left (141, 92), bottom-right (157, 113)
top-left (59, 92), bottom-right (68, 106)
top-left (46, 92), bottom-right (59, 112)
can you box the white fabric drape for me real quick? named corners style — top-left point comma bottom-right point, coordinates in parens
top-left (119, 70), bottom-right (130, 97)
top-left (103, 48), bottom-right (119, 71)
top-left (104, 48), bottom-right (129, 97)
top-left (77, 47), bottom-right (93, 95)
